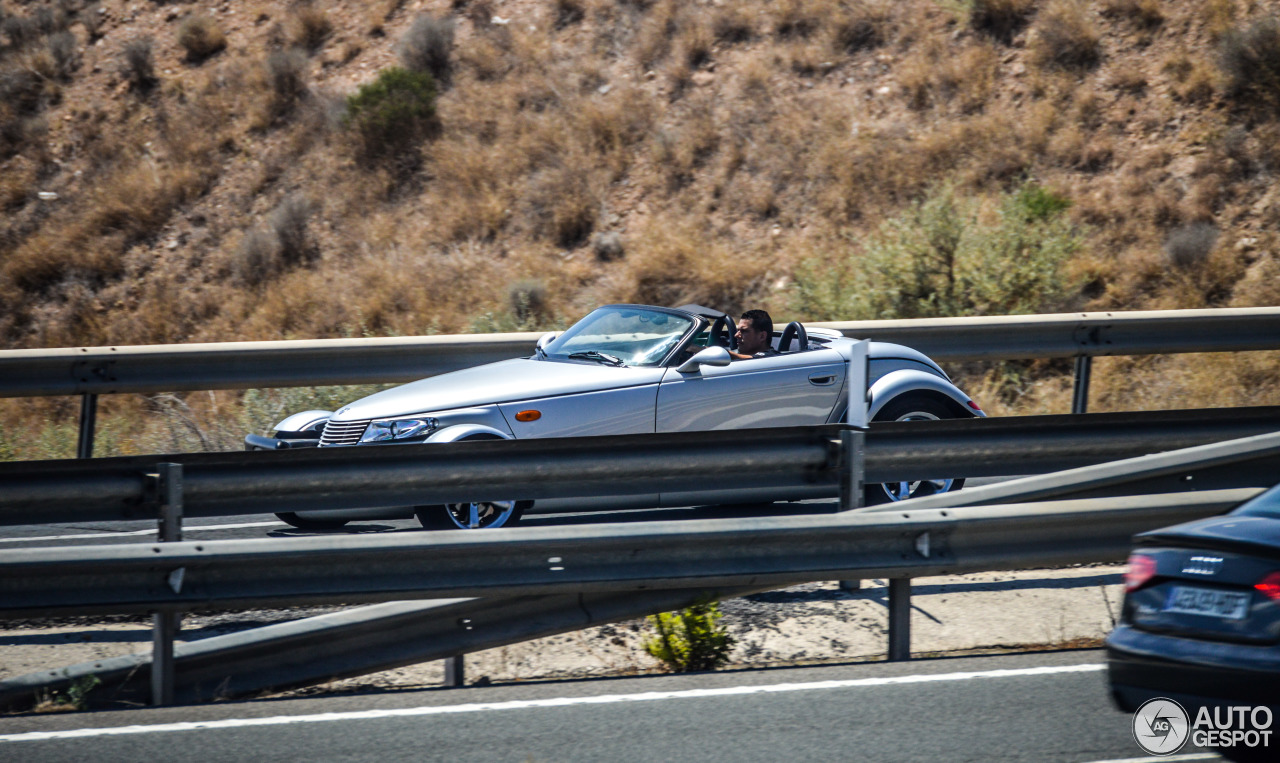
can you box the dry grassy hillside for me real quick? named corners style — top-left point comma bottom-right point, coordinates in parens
top-left (2, 0), bottom-right (1280, 457)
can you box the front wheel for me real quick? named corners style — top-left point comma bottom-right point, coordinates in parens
top-left (864, 395), bottom-right (966, 505)
top-left (275, 512), bottom-right (350, 530)
top-left (415, 500), bottom-right (531, 530)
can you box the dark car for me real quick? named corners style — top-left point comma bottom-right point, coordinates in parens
top-left (1107, 483), bottom-right (1280, 762)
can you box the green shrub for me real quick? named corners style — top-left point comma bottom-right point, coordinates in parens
top-left (344, 66), bottom-right (438, 162)
top-left (644, 601), bottom-right (735, 672)
top-left (792, 181), bottom-right (1083, 321)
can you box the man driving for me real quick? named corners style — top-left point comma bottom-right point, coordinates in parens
top-left (730, 309), bottom-right (778, 360)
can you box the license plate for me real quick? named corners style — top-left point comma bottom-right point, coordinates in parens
top-left (1164, 585), bottom-right (1250, 620)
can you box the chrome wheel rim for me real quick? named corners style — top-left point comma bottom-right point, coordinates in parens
top-left (881, 410), bottom-right (955, 502)
top-left (445, 501), bottom-right (517, 529)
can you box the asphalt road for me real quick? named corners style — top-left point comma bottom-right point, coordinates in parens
top-left (0, 650), bottom-right (1224, 763)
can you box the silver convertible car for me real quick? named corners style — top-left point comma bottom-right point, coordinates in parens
top-left (246, 304), bottom-right (984, 530)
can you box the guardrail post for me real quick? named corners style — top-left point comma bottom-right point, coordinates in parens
top-left (1072, 355), bottom-right (1092, 414)
top-left (76, 393), bottom-right (97, 459)
top-left (151, 463), bottom-right (183, 706)
top-left (838, 341), bottom-right (869, 590)
top-left (887, 578), bottom-right (911, 661)
top-left (444, 655), bottom-right (465, 687)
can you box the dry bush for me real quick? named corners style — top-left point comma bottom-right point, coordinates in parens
top-left (970, 0), bottom-right (1035, 44)
top-left (261, 48), bottom-right (309, 124)
top-left (524, 159), bottom-right (599, 248)
top-left (1164, 222), bottom-right (1218, 270)
top-left (233, 195), bottom-right (317, 285)
top-left (233, 228), bottom-right (281, 286)
top-left (177, 14), bottom-right (227, 63)
top-left (120, 36), bottom-right (156, 91)
top-left (900, 40), bottom-right (998, 113)
top-left (270, 194), bottom-right (316, 267)
top-left (1218, 16), bottom-right (1280, 111)
top-left (771, 0), bottom-right (823, 39)
top-left (1100, 0), bottom-right (1164, 29)
top-left (1, 14), bottom-right (41, 50)
top-left (1031, 0), bottom-right (1102, 72)
top-left (399, 13), bottom-right (454, 84)
top-left (650, 104), bottom-right (719, 191)
top-left (634, 0), bottom-right (676, 69)
top-left (1199, 0), bottom-right (1239, 40)
top-left (507, 278), bottom-right (549, 324)
top-left (45, 30), bottom-right (77, 80)
top-left (592, 231), bottom-right (624, 262)
top-left (553, 0), bottom-right (585, 29)
top-left (712, 4), bottom-right (755, 44)
top-left (674, 12), bottom-right (714, 70)
top-left (620, 217), bottom-right (771, 312)
top-left (1108, 61), bottom-right (1148, 93)
top-left (829, 2), bottom-right (891, 54)
top-left (1164, 51), bottom-right (1216, 104)
top-left (290, 3), bottom-right (332, 53)
top-left (80, 3), bottom-right (104, 40)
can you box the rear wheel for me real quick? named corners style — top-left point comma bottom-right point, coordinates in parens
top-left (864, 394), bottom-right (966, 505)
top-left (274, 512), bottom-right (350, 530)
top-left (415, 500), bottom-right (531, 530)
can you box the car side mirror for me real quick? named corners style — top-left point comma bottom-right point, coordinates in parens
top-left (536, 332), bottom-right (557, 352)
top-left (677, 345), bottom-right (731, 373)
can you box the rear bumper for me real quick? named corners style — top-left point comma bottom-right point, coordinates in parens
top-left (1106, 625), bottom-right (1280, 712)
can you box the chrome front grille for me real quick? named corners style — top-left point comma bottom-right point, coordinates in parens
top-left (319, 419), bottom-right (370, 446)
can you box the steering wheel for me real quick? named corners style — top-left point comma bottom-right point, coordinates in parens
top-left (778, 321), bottom-right (808, 353)
top-left (710, 314), bottom-right (738, 351)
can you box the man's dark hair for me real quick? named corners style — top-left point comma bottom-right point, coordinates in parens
top-left (741, 309), bottom-right (772, 335)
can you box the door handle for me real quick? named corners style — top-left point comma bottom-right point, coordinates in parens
top-left (808, 373), bottom-right (836, 386)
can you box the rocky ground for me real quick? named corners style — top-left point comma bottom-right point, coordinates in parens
top-left (0, 564), bottom-right (1124, 701)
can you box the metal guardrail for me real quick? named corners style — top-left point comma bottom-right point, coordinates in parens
top-left (2, 408), bottom-right (1278, 526)
top-left (0, 489), bottom-right (1253, 619)
top-left (0, 586), bottom-right (775, 708)
top-left (1, 307), bottom-right (1279, 455)
top-left (2, 420), bottom-right (1277, 708)
top-left (3, 308), bottom-right (1277, 397)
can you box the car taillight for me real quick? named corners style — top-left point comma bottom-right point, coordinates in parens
top-left (1256, 572), bottom-right (1280, 602)
top-left (1125, 553), bottom-right (1157, 592)
top-left (967, 400), bottom-right (982, 412)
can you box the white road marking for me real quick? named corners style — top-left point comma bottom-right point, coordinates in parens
top-left (0, 522), bottom-right (282, 543)
top-left (1079, 755), bottom-right (1221, 763)
top-left (0, 663), bottom-right (1105, 743)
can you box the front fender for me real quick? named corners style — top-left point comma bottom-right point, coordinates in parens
top-left (869, 369), bottom-right (983, 419)
top-left (426, 423), bottom-right (513, 443)
top-left (273, 410), bottom-right (333, 435)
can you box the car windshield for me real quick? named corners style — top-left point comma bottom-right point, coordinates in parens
top-left (543, 306), bottom-right (695, 367)
top-left (1234, 483), bottom-right (1280, 520)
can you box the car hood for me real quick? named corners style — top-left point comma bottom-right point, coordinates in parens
top-left (331, 357), bottom-right (666, 421)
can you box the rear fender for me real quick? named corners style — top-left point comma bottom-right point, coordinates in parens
top-left (869, 369), bottom-right (983, 419)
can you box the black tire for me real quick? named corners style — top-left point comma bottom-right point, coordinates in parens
top-left (274, 512), bottom-right (350, 530)
top-left (863, 394), bottom-right (967, 505)
top-left (415, 500), bottom-right (531, 530)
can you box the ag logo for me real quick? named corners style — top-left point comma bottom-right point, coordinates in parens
top-left (1133, 697), bottom-right (1190, 755)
